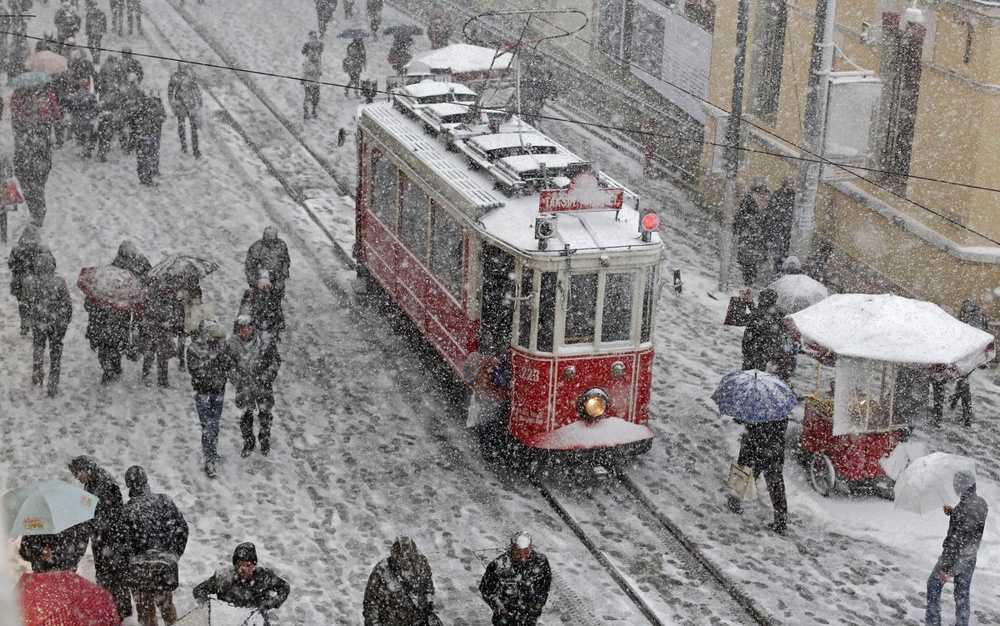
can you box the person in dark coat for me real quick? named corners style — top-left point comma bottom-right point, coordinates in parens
top-left (479, 533), bottom-right (552, 626)
top-left (315, 0), bottom-right (336, 38)
top-left (67, 79), bottom-right (98, 158)
top-left (85, 0), bottom-right (107, 65)
top-left (426, 5), bottom-right (451, 49)
top-left (18, 523), bottom-right (91, 573)
top-left (8, 224), bottom-right (51, 335)
top-left (121, 47), bottom-right (143, 84)
top-left (726, 415), bottom-right (789, 534)
top-left (301, 32), bottom-right (323, 118)
top-left (363, 536), bottom-right (440, 626)
top-left (740, 288), bottom-right (787, 378)
top-left (21, 252), bottom-right (72, 397)
top-left (245, 227), bottom-right (291, 300)
top-left (110, 0), bottom-right (124, 35)
top-left (85, 293), bottom-right (132, 385)
top-left (140, 278), bottom-right (184, 388)
top-left (54, 1), bottom-right (81, 46)
top-left (947, 299), bottom-right (988, 426)
top-left (134, 90), bottom-right (165, 186)
top-left (187, 320), bottom-right (236, 478)
top-left (126, 0), bottom-right (142, 35)
top-left (193, 542), bottom-right (290, 623)
top-left (925, 472), bottom-right (988, 626)
top-left (230, 315), bottom-right (281, 457)
top-left (10, 85), bottom-right (60, 226)
top-left (367, 0), bottom-right (383, 36)
top-left (110, 239), bottom-right (152, 363)
top-left (733, 177), bottom-right (771, 287)
top-left (69, 456), bottom-right (133, 621)
top-left (387, 34), bottom-right (413, 76)
top-left (124, 466), bottom-right (188, 626)
top-left (343, 35), bottom-right (365, 97)
top-left (766, 177), bottom-right (796, 273)
top-left (167, 63), bottom-right (202, 157)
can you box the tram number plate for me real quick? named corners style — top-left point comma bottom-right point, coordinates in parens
top-left (518, 367), bottom-right (540, 383)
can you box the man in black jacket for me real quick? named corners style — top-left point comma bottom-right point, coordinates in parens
top-left (194, 542), bottom-right (289, 623)
top-left (124, 466), bottom-right (188, 626)
top-left (187, 320), bottom-right (236, 478)
top-left (479, 533), bottom-right (551, 626)
top-left (726, 416), bottom-right (789, 535)
top-left (21, 252), bottom-right (72, 397)
top-left (925, 472), bottom-right (988, 626)
top-left (230, 316), bottom-right (281, 457)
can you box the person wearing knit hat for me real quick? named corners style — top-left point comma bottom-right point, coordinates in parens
top-left (243, 227), bottom-right (290, 334)
top-left (193, 542), bottom-right (290, 619)
top-left (479, 532), bottom-right (552, 626)
top-left (186, 319), bottom-right (237, 478)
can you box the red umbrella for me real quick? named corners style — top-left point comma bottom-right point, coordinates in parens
top-left (77, 266), bottom-right (148, 312)
top-left (17, 571), bottom-right (118, 626)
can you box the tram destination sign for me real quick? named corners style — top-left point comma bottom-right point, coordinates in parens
top-left (538, 172), bottom-right (624, 213)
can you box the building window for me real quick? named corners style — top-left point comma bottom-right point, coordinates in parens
top-left (430, 203), bottom-right (464, 296)
top-left (748, 0), bottom-right (788, 126)
top-left (400, 175), bottom-right (430, 259)
top-left (873, 13), bottom-right (924, 194)
top-left (371, 152), bottom-right (398, 227)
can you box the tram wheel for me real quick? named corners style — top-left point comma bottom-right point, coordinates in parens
top-left (809, 453), bottom-right (836, 497)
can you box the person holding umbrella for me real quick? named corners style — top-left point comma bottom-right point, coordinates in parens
top-left (384, 26), bottom-right (420, 75)
top-left (79, 263), bottom-right (148, 385)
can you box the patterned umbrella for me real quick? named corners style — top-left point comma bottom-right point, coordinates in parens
top-left (147, 254), bottom-right (219, 283)
top-left (711, 369), bottom-right (798, 423)
top-left (17, 571), bottom-right (119, 626)
top-left (25, 50), bottom-right (68, 75)
top-left (1, 480), bottom-right (98, 538)
top-left (8, 72), bottom-right (53, 89)
top-left (77, 266), bottom-right (148, 312)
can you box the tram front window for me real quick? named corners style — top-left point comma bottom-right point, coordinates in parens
top-left (565, 273), bottom-right (597, 344)
top-left (601, 273), bottom-right (634, 343)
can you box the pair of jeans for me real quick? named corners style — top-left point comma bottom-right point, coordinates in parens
top-left (926, 553), bottom-right (977, 626)
top-left (194, 392), bottom-right (225, 464)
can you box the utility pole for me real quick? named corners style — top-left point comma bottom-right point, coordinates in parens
top-left (717, 0), bottom-right (751, 292)
top-left (791, 0), bottom-right (836, 259)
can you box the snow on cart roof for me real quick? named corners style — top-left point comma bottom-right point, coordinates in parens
top-left (785, 293), bottom-right (996, 375)
top-left (406, 43), bottom-right (514, 77)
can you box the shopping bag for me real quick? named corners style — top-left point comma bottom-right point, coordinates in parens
top-left (2, 178), bottom-right (23, 208)
top-left (726, 460), bottom-right (758, 501)
top-left (723, 296), bottom-right (754, 326)
top-left (127, 550), bottom-right (179, 592)
top-left (184, 302), bottom-right (217, 333)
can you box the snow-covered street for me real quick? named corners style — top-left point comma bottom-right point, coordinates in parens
top-left (2, 1), bottom-right (999, 624)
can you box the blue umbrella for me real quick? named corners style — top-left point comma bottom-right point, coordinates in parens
top-left (8, 71), bottom-right (53, 89)
top-left (711, 369), bottom-right (798, 423)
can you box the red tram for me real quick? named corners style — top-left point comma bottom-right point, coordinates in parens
top-left (353, 79), bottom-right (664, 456)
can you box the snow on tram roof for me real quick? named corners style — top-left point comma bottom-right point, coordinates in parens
top-left (498, 153), bottom-right (587, 174)
top-left (396, 80), bottom-right (478, 103)
top-left (467, 132), bottom-right (558, 153)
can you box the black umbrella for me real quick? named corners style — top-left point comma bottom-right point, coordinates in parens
top-left (147, 254), bottom-right (219, 283)
top-left (338, 28), bottom-right (371, 39)
top-left (383, 24), bottom-right (423, 37)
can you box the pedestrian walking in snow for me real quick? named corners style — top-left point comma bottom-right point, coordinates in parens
top-left (67, 79), bottom-right (98, 158)
top-left (68, 456), bottom-right (134, 622)
top-left (925, 472), bottom-right (988, 626)
top-left (139, 278), bottom-right (184, 387)
top-left (726, 415), bottom-right (789, 535)
top-left (426, 5), bottom-right (450, 49)
top-left (193, 542), bottom-right (290, 621)
top-left (21, 252), bottom-right (72, 397)
top-left (342, 36), bottom-right (365, 97)
top-left (95, 84), bottom-right (122, 161)
top-left (11, 84), bottom-right (60, 226)
top-left (301, 32), bottom-right (323, 118)
top-left (315, 0), bottom-right (336, 38)
top-left (479, 532), bottom-right (552, 626)
top-left (230, 315), bottom-right (281, 458)
top-left (133, 90), bottom-right (165, 187)
top-left (387, 33), bottom-right (413, 75)
top-left (243, 226), bottom-right (290, 326)
top-left (123, 466), bottom-right (188, 626)
top-left (120, 72), bottom-right (143, 153)
top-left (8, 223), bottom-right (53, 335)
top-left (740, 288), bottom-right (788, 379)
top-left (126, 0), bottom-right (142, 35)
top-left (186, 320), bottom-right (236, 478)
top-left (733, 177), bottom-right (771, 287)
top-left (84, 278), bottom-right (133, 385)
top-left (110, 0), bottom-right (124, 35)
top-left (167, 63), bottom-right (202, 157)
top-left (363, 536), bottom-right (441, 626)
top-left (947, 299), bottom-right (989, 426)
top-left (18, 522), bottom-right (91, 573)
top-left (766, 177), bottom-right (796, 274)
top-left (367, 0), bottom-right (383, 36)
top-left (54, 1), bottom-right (81, 46)
top-left (85, 0), bottom-right (107, 65)
top-left (121, 48), bottom-right (144, 85)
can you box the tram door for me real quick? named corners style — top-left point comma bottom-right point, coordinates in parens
top-left (480, 245), bottom-right (515, 359)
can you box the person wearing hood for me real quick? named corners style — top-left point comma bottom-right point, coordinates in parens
top-left (84, 0), bottom-right (107, 65)
top-left (925, 472), bottom-right (988, 626)
top-left (363, 536), bottom-right (440, 626)
top-left (242, 227), bottom-right (290, 334)
top-left (18, 522), bottom-right (91, 573)
top-left (8, 224), bottom-right (53, 335)
top-left (230, 315), bottom-right (281, 458)
top-left (69, 455), bottom-right (133, 622)
top-left (21, 251), bottom-right (72, 396)
top-left (124, 466), bottom-right (188, 626)
top-left (733, 177), bottom-right (771, 287)
top-left (187, 320), bottom-right (237, 478)
top-left (480, 532), bottom-right (551, 626)
top-left (54, 0), bottom-right (81, 45)
top-left (193, 542), bottom-right (290, 622)
top-left (740, 288), bottom-right (788, 377)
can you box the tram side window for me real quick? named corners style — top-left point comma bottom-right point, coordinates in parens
top-left (565, 273), bottom-right (598, 345)
top-left (371, 152), bottom-right (399, 227)
top-left (537, 272), bottom-right (557, 352)
top-left (601, 273), bottom-right (634, 343)
top-left (518, 269), bottom-right (533, 349)
top-left (400, 175), bottom-right (430, 259)
top-left (431, 203), bottom-right (463, 296)
top-left (640, 267), bottom-right (656, 343)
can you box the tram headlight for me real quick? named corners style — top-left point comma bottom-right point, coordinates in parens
top-left (576, 388), bottom-right (610, 420)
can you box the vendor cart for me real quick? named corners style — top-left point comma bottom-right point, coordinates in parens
top-left (784, 294), bottom-right (994, 496)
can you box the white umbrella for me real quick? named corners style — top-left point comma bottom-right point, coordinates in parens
top-left (174, 600), bottom-right (266, 625)
top-left (767, 274), bottom-right (829, 314)
top-left (893, 452), bottom-right (976, 515)
top-left (1, 479), bottom-right (98, 537)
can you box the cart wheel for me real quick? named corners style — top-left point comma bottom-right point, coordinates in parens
top-left (809, 453), bottom-right (836, 496)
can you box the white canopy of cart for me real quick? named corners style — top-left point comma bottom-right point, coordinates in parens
top-left (406, 43), bottom-right (514, 79)
top-left (784, 293), bottom-right (995, 376)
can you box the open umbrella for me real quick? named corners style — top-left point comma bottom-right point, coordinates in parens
top-left (1, 480), bottom-right (98, 538)
top-left (174, 599), bottom-right (267, 625)
top-left (338, 28), bottom-right (371, 39)
top-left (894, 452), bottom-right (976, 515)
top-left (25, 50), bottom-right (68, 75)
top-left (8, 72), bottom-right (52, 90)
top-left (711, 369), bottom-right (798, 423)
top-left (77, 265), bottom-right (148, 312)
top-left (767, 273), bottom-right (829, 314)
top-left (383, 24), bottom-right (423, 37)
top-left (18, 570), bottom-right (118, 626)
top-left (147, 254), bottom-right (219, 283)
